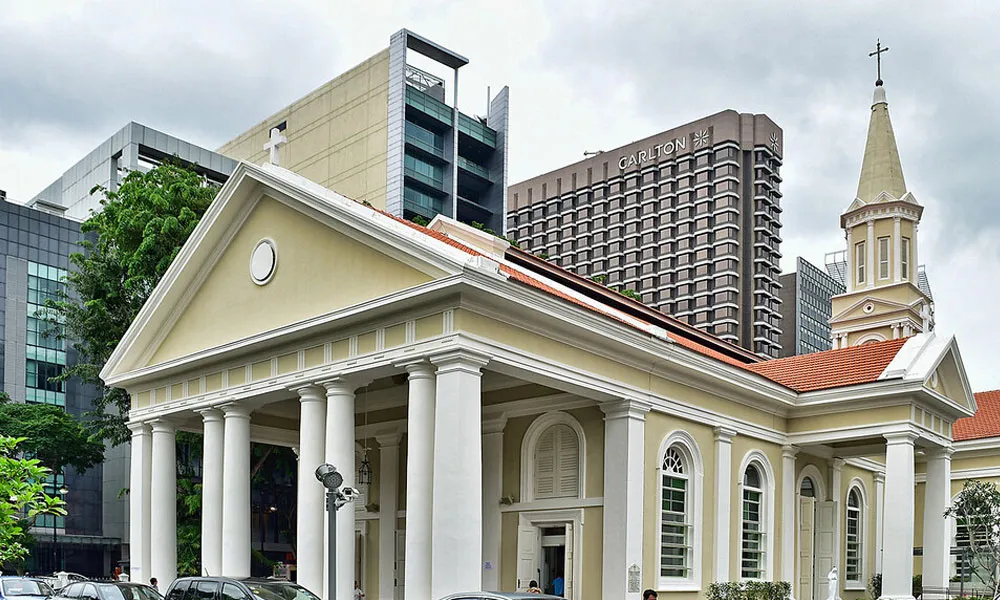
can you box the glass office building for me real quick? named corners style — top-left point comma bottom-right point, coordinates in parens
top-left (777, 257), bottom-right (846, 357)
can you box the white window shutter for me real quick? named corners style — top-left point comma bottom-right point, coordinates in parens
top-left (534, 428), bottom-right (557, 498)
top-left (557, 425), bottom-right (580, 497)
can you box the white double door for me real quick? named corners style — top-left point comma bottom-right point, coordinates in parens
top-left (799, 497), bottom-right (838, 600)
top-left (517, 521), bottom-right (574, 598)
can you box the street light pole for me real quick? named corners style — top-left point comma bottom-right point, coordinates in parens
top-left (315, 464), bottom-right (359, 600)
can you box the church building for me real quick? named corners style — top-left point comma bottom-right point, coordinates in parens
top-left (104, 75), bottom-right (998, 600)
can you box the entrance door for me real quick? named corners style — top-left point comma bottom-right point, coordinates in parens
top-left (540, 526), bottom-right (567, 596)
top-left (799, 497), bottom-right (817, 600)
top-left (815, 501), bottom-right (838, 600)
top-left (517, 524), bottom-right (540, 591)
top-left (393, 531), bottom-right (405, 600)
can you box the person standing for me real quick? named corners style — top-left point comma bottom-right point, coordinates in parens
top-left (527, 580), bottom-right (543, 594)
top-left (643, 590), bottom-right (658, 600)
top-left (353, 581), bottom-right (365, 600)
top-left (553, 575), bottom-right (564, 597)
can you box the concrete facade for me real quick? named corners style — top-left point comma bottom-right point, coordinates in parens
top-left (778, 257), bottom-right (845, 357)
top-left (508, 110), bottom-right (784, 357)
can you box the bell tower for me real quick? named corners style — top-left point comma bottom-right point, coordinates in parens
top-left (829, 48), bottom-right (933, 348)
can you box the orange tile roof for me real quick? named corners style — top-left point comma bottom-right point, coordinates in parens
top-left (368, 205), bottom-right (916, 393)
top-left (954, 390), bottom-right (1000, 441)
top-left (744, 338), bottom-right (909, 393)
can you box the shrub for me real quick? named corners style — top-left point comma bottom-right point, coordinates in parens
top-left (707, 581), bottom-right (791, 600)
top-left (869, 573), bottom-right (882, 599)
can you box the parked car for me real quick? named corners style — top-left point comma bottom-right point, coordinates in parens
top-left (0, 578), bottom-right (54, 600)
top-left (438, 594), bottom-right (564, 600)
top-left (164, 578), bottom-right (319, 600)
top-left (53, 582), bottom-right (162, 600)
top-left (38, 574), bottom-right (88, 592)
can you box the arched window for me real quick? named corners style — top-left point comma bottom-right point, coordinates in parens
top-left (520, 411), bottom-right (586, 502)
top-left (658, 431), bottom-right (703, 591)
top-left (741, 465), bottom-right (766, 579)
top-left (800, 477), bottom-right (816, 498)
top-left (534, 424), bottom-right (580, 499)
top-left (845, 484), bottom-right (867, 585)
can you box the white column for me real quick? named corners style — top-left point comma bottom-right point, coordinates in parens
top-left (846, 227), bottom-right (854, 293)
top-left (882, 432), bottom-right (917, 600)
top-left (782, 446), bottom-right (799, 585)
top-left (149, 419), bottom-right (177, 586)
top-left (377, 432), bottom-right (402, 600)
top-left (430, 351), bottom-right (489, 598)
top-left (482, 415), bottom-right (507, 591)
top-left (403, 362), bottom-right (436, 600)
top-left (874, 472), bottom-right (885, 574)
top-left (893, 217), bottom-right (903, 283)
top-left (199, 408), bottom-right (225, 577)
top-left (221, 403), bottom-right (252, 578)
top-left (322, 378), bottom-right (361, 600)
top-left (831, 458), bottom-right (844, 574)
top-left (923, 448), bottom-right (953, 593)
top-left (295, 386), bottom-right (327, 595)
top-left (128, 422), bottom-right (152, 585)
top-left (867, 220), bottom-right (876, 287)
top-left (713, 427), bottom-right (737, 582)
top-left (601, 399), bottom-right (650, 600)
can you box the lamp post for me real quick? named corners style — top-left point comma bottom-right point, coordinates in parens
top-left (54, 483), bottom-right (69, 572)
top-left (315, 464), bottom-right (360, 600)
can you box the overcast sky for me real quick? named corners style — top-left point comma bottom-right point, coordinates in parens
top-left (1, 1), bottom-right (998, 391)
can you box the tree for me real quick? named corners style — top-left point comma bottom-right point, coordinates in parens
top-left (0, 435), bottom-right (66, 566)
top-left (0, 397), bottom-right (105, 477)
top-left (50, 163), bottom-right (218, 446)
top-left (944, 479), bottom-right (1000, 598)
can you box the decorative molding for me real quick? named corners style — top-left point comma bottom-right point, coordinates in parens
top-left (520, 411), bottom-right (588, 503)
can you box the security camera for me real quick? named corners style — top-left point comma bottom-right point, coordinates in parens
top-left (340, 487), bottom-right (361, 501)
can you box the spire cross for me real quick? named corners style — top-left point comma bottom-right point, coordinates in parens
top-left (264, 127), bottom-right (287, 166)
top-left (869, 39), bottom-right (889, 86)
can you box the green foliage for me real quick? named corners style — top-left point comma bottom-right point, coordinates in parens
top-left (176, 431), bottom-right (203, 576)
top-left (911, 574), bottom-right (922, 598)
top-left (50, 163), bottom-right (218, 446)
top-left (708, 581), bottom-right (791, 600)
top-left (410, 215), bottom-right (430, 227)
top-left (618, 288), bottom-right (643, 302)
top-left (536, 252), bottom-right (550, 260)
top-left (945, 479), bottom-right (1000, 595)
top-left (869, 572), bottom-right (882, 599)
top-left (0, 435), bottom-right (66, 566)
top-left (590, 275), bottom-right (608, 285)
top-left (505, 237), bottom-right (520, 249)
top-left (0, 396), bottom-right (104, 475)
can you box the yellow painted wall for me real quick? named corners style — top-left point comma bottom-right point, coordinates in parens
top-left (846, 326), bottom-right (897, 346)
top-left (788, 406), bottom-right (910, 435)
top-left (218, 50), bottom-right (391, 208)
top-left (149, 196), bottom-right (433, 364)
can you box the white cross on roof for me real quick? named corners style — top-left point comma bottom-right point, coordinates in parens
top-left (264, 127), bottom-right (287, 166)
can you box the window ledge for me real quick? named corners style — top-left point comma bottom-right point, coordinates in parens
top-left (657, 579), bottom-right (700, 592)
top-left (844, 583), bottom-right (866, 591)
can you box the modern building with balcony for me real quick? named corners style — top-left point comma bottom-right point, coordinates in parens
top-left (508, 111), bottom-right (784, 357)
top-left (219, 29), bottom-right (510, 234)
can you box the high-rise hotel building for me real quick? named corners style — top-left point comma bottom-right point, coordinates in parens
top-left (220, 29), bottom-right (510, 234)
top-left (508, 111), bottom-right (784, 356)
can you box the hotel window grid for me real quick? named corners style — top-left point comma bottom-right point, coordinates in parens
top-left (509, 137), bottom-right (784, 357)
top-left (741, 465), bottom-right (765, 579)
top-left (878, 237), bottom-right (890, 280)
top-left (35, 473), bottom-right (66, 529)
top-left (901, 237), bottom-right (911, 281)
top-left (855, 241), bottom-right (866, 285)
top-left (845, 487), bottom-right (863, 583)
top-left (660, 447), bottom-right (690, 578)
top-left (26, 262), bottom-right (68, 406)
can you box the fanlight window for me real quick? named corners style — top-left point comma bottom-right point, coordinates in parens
top-left (660, 447), bottom-right (690, 578)
top-left (800, 477), bottom-right (816, 498)
top-left (534, 424), bottom-right (580, 499)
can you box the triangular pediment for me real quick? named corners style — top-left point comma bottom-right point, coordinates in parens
top-left (880, 333), bottom-right (977, 418)
top-left (101, 163), bottom-right (478, 384)
top-left (830, 295), bottom-right (911, 323)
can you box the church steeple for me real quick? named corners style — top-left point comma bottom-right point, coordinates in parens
top-left (855, 84), bottom-right (909, 205)
top-left (828, 43), bottom-right (933, 349)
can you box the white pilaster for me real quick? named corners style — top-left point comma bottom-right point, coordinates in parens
top-left (322, 378), bottom-right (361, 600)
top-left (295, 386), bottom-right (327, 595)
top-left (601, 399), bottom-right (651, 600)
top-left (867, 220), bottom-right (875, 287)
top-left (846, 228), bottom-right (854, 293)
top-left (874, 472), bottom-right (885, 574)
top-left (882, 432), bottom-right (917, 600)
top-left (781, 446), bottom-right (799, 585)
top-left (430, 351), bottom-right (489, 598)
top-left (221, 403), bottom-right (252, 578)
top-left (403, 362), bottom-right (436, 600)
top-left (128, 422), bottom-right (152, 585)
top-left (713, 426), bottom-right (737, 582)
top-left (198, 408), bottom-right (225, 576)
top-left (912, 223), bottom-right (919, 276)
top-left (893, 217), bottom-right (902, 283)
top-left (831, 458), bottom-right (844, 576)
top-left (482, 414), bottom-right (507, 591)
top-left (149, 419), bottom-right (177, 586)
top-left (377, 432), bottom-right (402, 600)
top-left (922, 448), bottom-right (953, 593)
